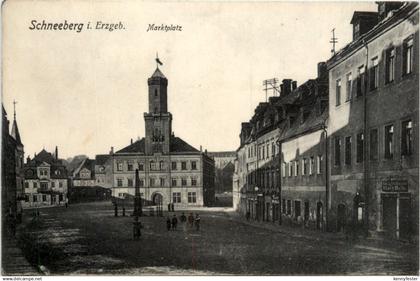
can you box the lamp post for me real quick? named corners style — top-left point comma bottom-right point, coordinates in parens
top-left (255, 186), bottom-right (259, 221)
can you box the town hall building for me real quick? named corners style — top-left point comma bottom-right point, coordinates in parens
top-left (109, 65), bottom-right (215, 208)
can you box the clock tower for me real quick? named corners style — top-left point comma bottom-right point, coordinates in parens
top-left (144, 67), bottom-right (172, 155)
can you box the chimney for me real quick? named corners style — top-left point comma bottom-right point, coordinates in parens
top-left (200, 145), bottom-right (202, 152)
top-left (55, 146), bottom-right (58, 159)
top-left (131, 138), bottom-right (133, 144)
top-left (350, 11), bottom-right (378, 41)
top-left (282, 79), bottom-right (292, 96)
top-left (110, 146), bottom-right (114, 155)
top-left (26, 155), bottom-right (31, 164)
top-left (317, 62), bottom-right (327, 79)
top-left (292, 81), bottom-right (297, 91)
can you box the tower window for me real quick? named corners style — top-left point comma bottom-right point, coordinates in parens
top-left (154, 89), bottom-right (158, 97)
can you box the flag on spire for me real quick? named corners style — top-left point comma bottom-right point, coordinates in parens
top-left (156, 52), bottom-right (163, 66)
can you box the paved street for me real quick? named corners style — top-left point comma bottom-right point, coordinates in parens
top-left (16, 202), bottom-right (418, 275)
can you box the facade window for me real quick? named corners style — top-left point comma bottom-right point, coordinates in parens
top-left (191, 161), bottom-right (197, 170)
top-left (191, 178), bottom-right (197, 186)
top-left (317, 155), bottom-right (322, 174)
top-left (51, 182), bottom-right (55, 188)
top-left (294, 201), bottom-right (301, 218)
top-left (188, 192), bottom-right (197, 203)
top-left (282, 199), bottom-right (286, 213)
top-left (138, 163), bottom-right (144, 171)
top-left (127, 178), bottom-right (133, 187)
top-left (33, 195), bottom-right (37, 202)
top-left (59, 182), bottom-right (63, 188)
top-left (334, 137), bottom-right (341, 166)
top-left (262, 146), bottom-right (265, 159)
top-left (370, 57), bottom-right (379, 91)
top-left (173, 192), bottom-right (181, 203)
top-left (286, 200), bottom-right (292, 215)
top-left (159, 161), bottom-right (164, 170)
top-left (403, 37), bottom-right (414, 75)
top-left (336, 79), bottom-right (342, 106)
top-left (117, 178), bottom-right (123, 187)
top-left (139, 179), bottom-right (144, 187)
top-left (266, 144), bottom-right (270, 159)
top-left (150, 161), bottom-right (155, 170)
top-left (150, 178), bottom-right (155, 187)
top-left (34, 182), bottom-right (37, 188)
top-left (127, 162), bottom-right (133, 171)
top-left (24, 182), bottom-right (29, 189)
top-left (160, 178), bottom-right (165, 187)
top-left (309, 157), bottom-right (314, 175)
top-left (356, 65), bottom-right (365, 97)
top-left (42, 194), bottom-right (47, 202)
top-left (181, 161), bottom-right (187, 170)
top-left (384, 124), bottom-right (394, 159)
top-left (171, 162), bottom-right (177, 170)
top-left (117, 162), bottom-right (123, 171)
top-left (356, 133), bottom-right (364, 163)
top-left (294, 161), bottom-right (298, 177)
top-left (303, 158), bottom-right (308, 175)
top-left (281, 162), bottom-right (286, 178)
top-left (41, 182), bottom-right (48, 189)
top-left (345, 136), bottom-right (352, 165)
top-left (401, 120), bottom-right (413, 156)
top-left (370, 129), bottom-right (379, 161)
top-left (385, 48), bottom-right (395, 83)
top-left (288, 162), bottom-right (292, 177)
top-left (172, 178), bottom-right (177, 186)
top-left (346, 73), bottom-right (352, 101)
top-left (181, 178), bottom-right (187, 186)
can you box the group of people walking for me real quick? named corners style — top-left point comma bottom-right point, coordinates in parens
top-left (166, 212), bottom-right (201, 231)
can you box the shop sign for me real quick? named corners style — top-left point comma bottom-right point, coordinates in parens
top-left (382, 178), bottom-right (408, 192)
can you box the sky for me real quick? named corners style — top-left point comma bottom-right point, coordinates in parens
top-left (3, 1), bottom-right (377, 160)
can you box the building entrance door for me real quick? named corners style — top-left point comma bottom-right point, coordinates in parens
top-left (337, 204), bottom-right (346, 232)
top-left (399, 195), bottom-right (411, 240)
top-left (382, 194), bottom-right (397, 238)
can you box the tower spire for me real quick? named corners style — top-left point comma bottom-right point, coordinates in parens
top-left (155, 52), bottom-right (163, 69)
top-left (13, 100), bottom-right (17, 121)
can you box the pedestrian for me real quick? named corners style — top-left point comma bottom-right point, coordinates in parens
top-left (246, 211), bottom-right (250, 221)
top-left (188, 213), bottom-right (194, 228)
top-left (65, 202), bottom-right (68, 208)
top-left (195, 214), bottom-right (201, 231)
top-left (133, 216), bottom-right (142, 240)
top-left (180, 212), bottom-right (187, 223)
top-left (166, 217), bottom-right (171, 231)
top-left (171, 215), bottom-right (178, 230)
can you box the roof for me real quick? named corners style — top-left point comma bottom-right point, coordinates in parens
top-left (11, 119), bottom-right (22, 145)
top-left (350, 11), bottom-right (378, 24)
top-left (95, 154), bottom-right (111, 165)
top-left (30, 149), bottom-right (63, 166)
top-left (73, 158), bottom-right (96, 179)
top-left (170, 137), bottom-right (199, 153)
top-left (151, 68), bottom-right (166, 79)
top-left (116, 138), bottom-right (145, 153)
top-left (116, 136), bottom-right (199, 154)
top-left (207, 151), bottom-right (236, 158)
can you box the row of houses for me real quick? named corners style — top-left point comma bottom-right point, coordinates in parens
top-left (233, 2), bottom-right (418, 241)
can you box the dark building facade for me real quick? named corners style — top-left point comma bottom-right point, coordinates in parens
top-left (327, 2), bottom-right (419, 240)
top-left (1, 105), bottom-right (25, 230)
